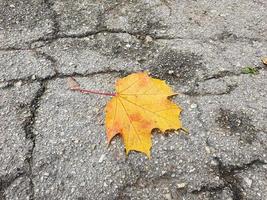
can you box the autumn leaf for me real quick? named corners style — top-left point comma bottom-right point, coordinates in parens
top-left (68, 72), bottom-right (184, 158)
top-left (105, 72), bottom-right (183, 157)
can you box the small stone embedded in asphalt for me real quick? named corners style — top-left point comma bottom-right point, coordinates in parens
top-left (177, 182), bottom-right (187, 189)
top-left (145, 35), bottom-right (153, 44)
top-left (99, 154), bottom-right (106, 163)
top-left (244, 177), bottom-right (253, 188)
top-left (210, 159), bottom-right (219, 167)
top-left (164, 193), bottom-right (172, 200)
top-left (168, 70), bottom-right (174, 74)
top-left (190, 103), bottom-right (197, 109)
top-left (205, 146), bottom-right (211, 154)
top-left (15, 81), bottom-right (22, 87)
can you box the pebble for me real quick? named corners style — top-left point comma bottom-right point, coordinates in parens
top-left (190, 103), bottom-right (198, 109)
top-left (31, 75), bottom-right (36, 80)
top-left (43, 172), bottom-right (49, 176)
top-left (244, 177), bottom-right (252, 187)
top-left (15, 81), bottom-right (22, 87)
top-left (145, 35), bottom-right (153, 43)
top-left (0, 82), bottom-right (8, 88)
top-left (81, 182), bottom-right (86, 186)
top-left (205, 146), bottom-right (211, 154)
top-left (98, 154), bottom-right (105, 163)
top-left (91, 144), bottom-right (96, 150)
top-left (210, 159), bottom-right (218, 166)
top-left (177, 182), bottom-right (187, 188)
top-left (168, 70), bottom-right (174, 74)
top-left (164, 193), bottom-right (172, 200)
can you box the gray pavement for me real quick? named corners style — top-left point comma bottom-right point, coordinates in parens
top-left (0, 0), bottom-right (266, 200)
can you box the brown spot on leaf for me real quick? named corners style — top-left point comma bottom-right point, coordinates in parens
top-left (141, 120), bottom-right (153, 130)
top-left (129, 113), bottom-right (142, 122)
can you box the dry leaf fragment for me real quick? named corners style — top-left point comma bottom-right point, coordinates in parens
top-left (67, 77), bottom-right (81, 90)
top-left (105, 72), bottom-right (183, 157)
top-left (262, 57), bottom-right (267, 65)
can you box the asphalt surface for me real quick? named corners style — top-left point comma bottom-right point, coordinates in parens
top-left (0, 0), bottom-right (267, 200)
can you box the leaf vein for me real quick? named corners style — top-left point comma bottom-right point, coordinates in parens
top-left (120, 96), bottom-right (177, 127)
top-left (118, 97), bottom-right (147, 152)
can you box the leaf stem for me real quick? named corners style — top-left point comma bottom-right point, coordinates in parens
top-left (71, 88), bottom-right (116, 96)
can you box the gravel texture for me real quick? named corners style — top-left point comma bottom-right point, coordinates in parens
top-left (1, 0), bottom-right (266, 199)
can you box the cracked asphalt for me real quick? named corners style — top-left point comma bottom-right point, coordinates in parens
top-left (0, 0), bottom-right (267, 199)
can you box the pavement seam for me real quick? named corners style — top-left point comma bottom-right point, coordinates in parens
top-left (184, 84), bottom-right (238, 97)
top-left (23, 81), bottom-right (47, 200)
top-left (191, 157), bottom-right (267, 199)
top-left (0, 172), bottom-right (26, 200)
top-left (0, 70), bottom-right (129, 90)
top-left (0, 33), bottom-right (265, 51)
top-left (182, 66), bottom-right (266, 97)
top-left (43, 0), bottom-right (60, 38)
top-left (33, 50), bottom-right (59, 74)
top-left (214, 157), bottom-right (266, 200)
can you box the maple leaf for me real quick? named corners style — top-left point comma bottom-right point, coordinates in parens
top-left (105, 72), bottom-right (183, 157)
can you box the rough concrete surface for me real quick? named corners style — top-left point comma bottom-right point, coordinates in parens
top-left (0, 0), bottom-right (266, 200)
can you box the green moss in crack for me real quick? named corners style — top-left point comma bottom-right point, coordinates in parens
top-left (241, 67), bottom-right (259, 75)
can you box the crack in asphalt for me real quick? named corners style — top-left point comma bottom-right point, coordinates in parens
top-left (182, 65), bottom-right (265, 97)
top-left (191, 91), bottom-right (267, 198)
top-left (0, 68), bottom-right (128, 199)
top-left (214, 157), bottom-right (266, 200)
top-left (1, 1), bottom-right (266, 199)
top-left (0, 172), bottom-right (26, 200)
top-left (43, 0), bottom-right (60, 38)
top-left (29, 29), bottom-right (176, 48)
top-left (33, 50), bottom-right (59, 74)
top-left (191, 157), bottom-right (267, 199)
top-left (202, 71), bottom-right (243, 81)
top-left (0, 33), bottom-right (265, 52)
top-left (0, 68), bottom-right (129, 90)
top-left (1, 65), bottom-right (266, 199)
top-left (184, 84), bottom-right (238, 97)
top-left (0, 81), bottom-right (47, 200)
top-left (202, 67), bottom-right (265, 81)
top-left (23, 81), bottom-right (47, 200)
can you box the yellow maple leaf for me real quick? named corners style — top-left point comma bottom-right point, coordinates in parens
top-left (105, 72), bottom-right (183, 157)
